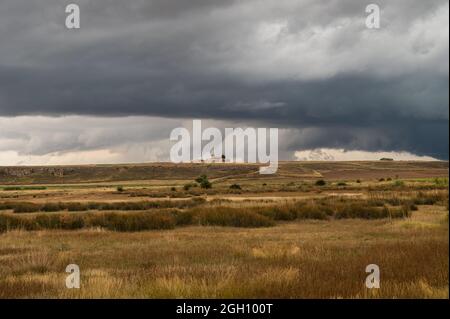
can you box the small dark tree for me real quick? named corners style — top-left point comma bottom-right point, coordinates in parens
top-left (196, 175), bottom-right (212, 189)
top-left (195, 174), bottom-right (207, 184)
top-left (315, 179), bottom-right (326, 186)
top-left (221, 155), bottom-right (226, 163)
top-left (200, 179), bottom-right (212, 189)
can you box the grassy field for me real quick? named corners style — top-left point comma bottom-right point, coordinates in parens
top-left (0, 161), bottom-right (448, 298)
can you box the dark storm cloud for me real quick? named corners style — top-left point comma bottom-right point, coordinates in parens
top-left (0, 0), bottom-right (448, 159)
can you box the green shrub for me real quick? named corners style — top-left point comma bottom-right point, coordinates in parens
top-left (434, 178), bottom-right (448, 186)
top-left (195, 175), bottom-right (208, 184)
top-left (315, 180), bottom-right (326, 186)
top-left (393, 180), bottom-right (405, 187)
top-left (200, 180), bottom-right (212, 189)
top-left (195, 175), bottom-right (212, 189)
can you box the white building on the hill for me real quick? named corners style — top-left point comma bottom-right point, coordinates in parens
top-left (192, 151), bottom-right (224, 163)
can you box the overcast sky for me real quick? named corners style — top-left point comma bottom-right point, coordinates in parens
top-left (0, 0), bottom-right (448, 165)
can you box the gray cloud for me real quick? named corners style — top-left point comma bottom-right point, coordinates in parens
top-left (0, 0), bottom-right (448, 159)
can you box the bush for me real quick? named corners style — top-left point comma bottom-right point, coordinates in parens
top-left (315, 180), bottom-right (326, 186)
top-left (393, 180), bottom-right (405, 187)
top-left (195, 175), bottom-right (212, 189)
top-left (200, 180), bottom-right (212, 189)
top-left (229, 184), bottom-right (242, 190)
top-left (116, 186), bottom-right (124, 192)
top-left (195, 175), bottom-right (208, 184)
top-left (434, 178), bottom-right (448, 186)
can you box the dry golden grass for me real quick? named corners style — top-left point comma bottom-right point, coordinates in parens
top-left (0, 162), bottom-right (448, 298)
top-left (0, 206), bottom-right (447, 298)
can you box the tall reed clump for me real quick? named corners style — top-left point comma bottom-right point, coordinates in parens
top-left (87, 212), bottom-right (176, 231)
top-left (0, 212), bottom-right (176, 233)
top-left (368, 190), bottom-right (448, 207)
top-left (0, 198), bottom-right (207, 213)
top-left (177, 207), bottom-right (275, 228)
top-left (254, 202), bottom-right (331, 221)
top-left (0, 196), bottom-right (416, 233)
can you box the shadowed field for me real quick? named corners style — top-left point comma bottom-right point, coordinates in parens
top-left (0, 161), bottom-right (448, 298)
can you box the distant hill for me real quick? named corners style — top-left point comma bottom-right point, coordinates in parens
top-left (0, 161), bottom-right (447, 185)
